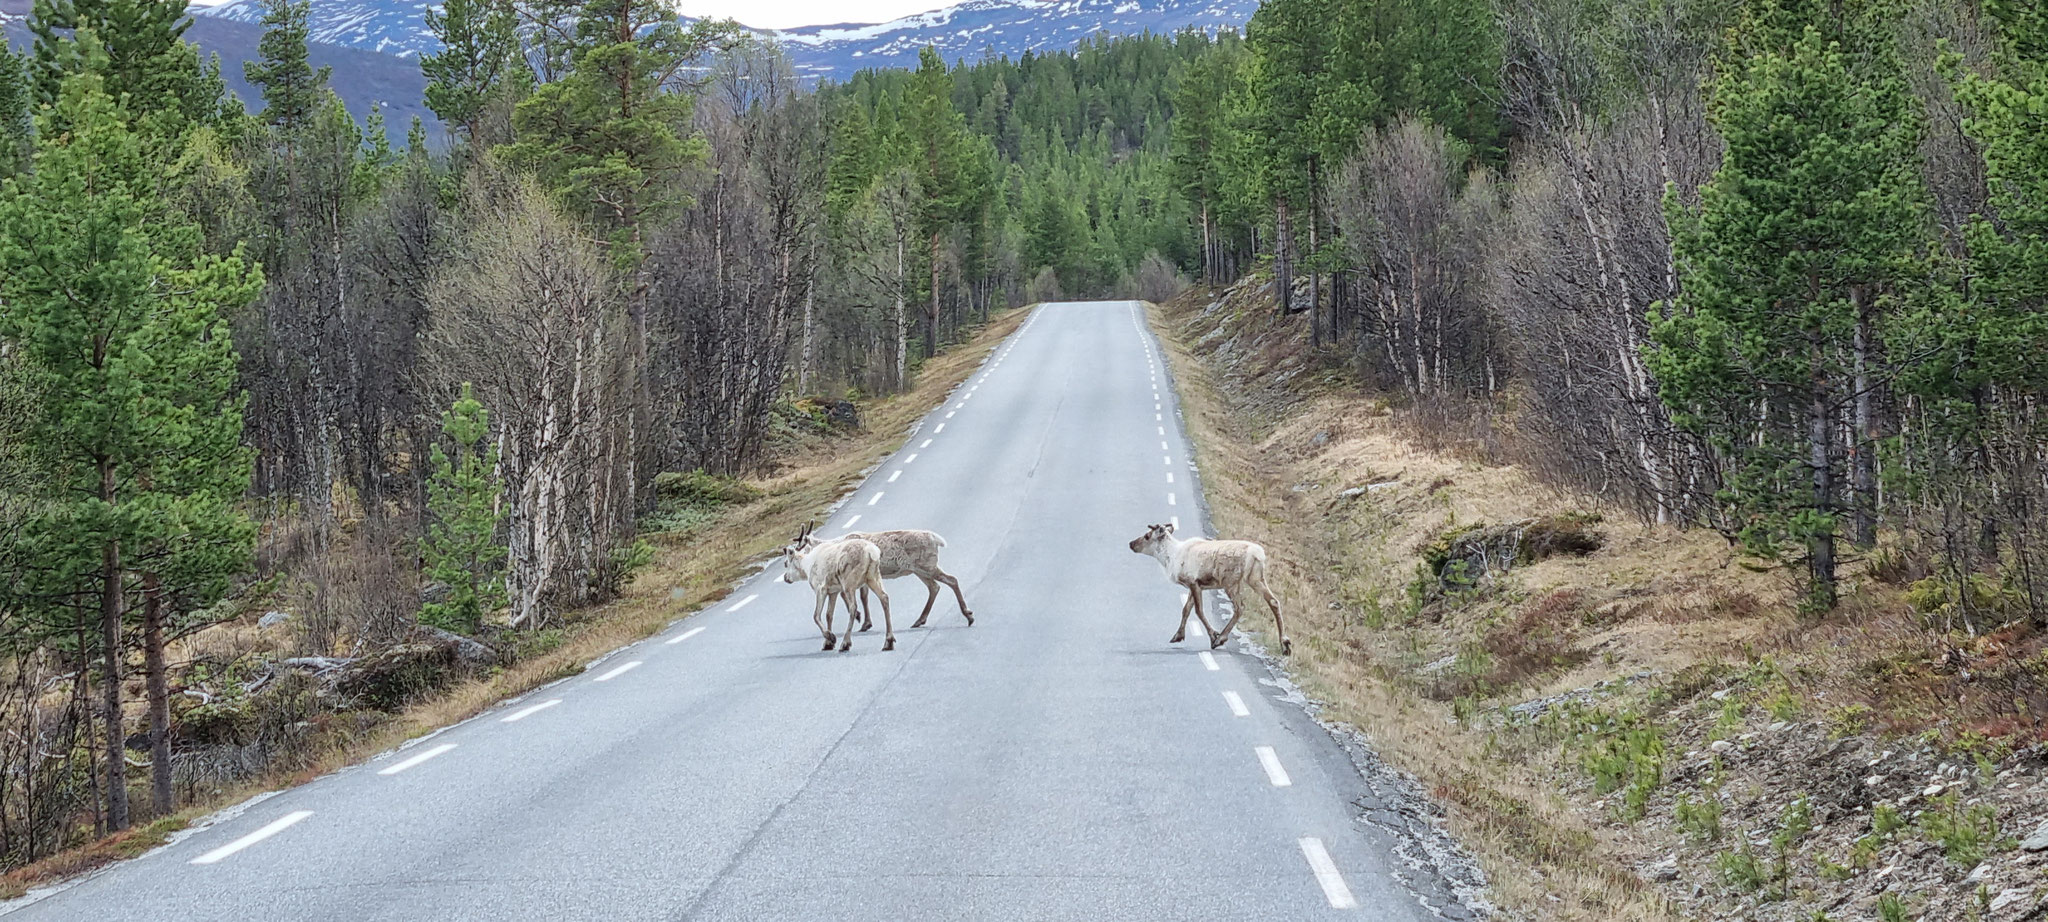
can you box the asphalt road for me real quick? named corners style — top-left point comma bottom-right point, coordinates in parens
top-left (8, 301), bottom-right (1457, 921)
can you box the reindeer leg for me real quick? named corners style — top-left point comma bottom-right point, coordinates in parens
top-left (1213, 588), bottom-right (1247, 648)
top-left (1257, 572), bottom-right (1290, 655)
top-left (815, 592), bottom-right (834, 651)
top-left (1171, 589), bottom-right (1194, 643)
top-left (837, 591), bottom-right (855, 651)
top-left (938, 569), bottom-right (972, 625)
top-left (871, 578), bottom-right (895, 651)
top-left (858, 587), bottom-right (873, 632)
top-left (1190, 589), bottom-right (1226, 650)
top-left (911, 576), bottom-right (938, 628)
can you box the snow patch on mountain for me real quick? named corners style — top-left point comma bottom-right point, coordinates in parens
top-left (194, 0), bottom-right (1254, 75)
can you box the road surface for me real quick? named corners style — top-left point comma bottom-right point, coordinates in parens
top-left (8, 301), bottom-right (1466, 921)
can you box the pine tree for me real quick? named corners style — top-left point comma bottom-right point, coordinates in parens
top-left (0, 48), bottom-right (28, 175)
top-left (1649, 0), bottom-right (1927, 609)
top-left (244, 0), bottom-right (330, 134)
top-left (420, 384), bottom-right (506, 635)
top-left (0, 50), bottom-right (262, 830)
top-left (422, 0), bottom-right (518, 146)
top-left (28, 0), bottom-right (219, 132)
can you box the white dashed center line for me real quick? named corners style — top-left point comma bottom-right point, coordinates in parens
top-left (1299, 838), bottom-right (1359, 909)
top-left (946, 411), bottom-right (955, 418)
top-left (920, 439), bottom-right (932, 448)
top-left (1166, 473), bottom-right (1174, 483)
top-left (934, 423), bottom-right (946, 433)
top-left (726, 593), bottom-right (759, 612)
top-left (1157, 426), bottom-right (1165, 435)
top-left (903, 454), bottom-right (917, 464)
top-left (594, 660), bottom-right (642, 682)
top-left (868, 492), bottom-right (883, 506)
top-left (1161, 441), bottom-right (1169, 451)
top-left (379, 743), bottom-right (457, 776)
top-left (1223, 691), bottom-right (1249, 717)
top-left (502, 699), bottom-right (562, 722)
top-left (1168, 493), bottom-right (1177, 506)
top-left (1199, 651), bottom-right (1220, 671)
top-left (888, 470), bottom-right (902, 483)
top-left (190, 810), bottom-right (314, 865)
top-left (840, 514), bottom-right (861, 529)
top-left (1171, 515), bottom-right (1180, 529)
top-left (1255, 746), bottom-right (1293, 787)
top-left (665, 626), bottom-right (708, 645)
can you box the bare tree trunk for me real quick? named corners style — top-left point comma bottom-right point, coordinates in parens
top-left (97, 474), bottom-right (128, 831)
top-left (927, 231), bottom-right (942, 359)
top-left (1273, 195), bottom-right (1293, 316)
top-left (798, 278), bottom-right (816, 396)
top-left (1851, 285), bottom-right (1878, 547)
top-left (895, 228), bottom-right (908, 389)
top-left (1808, 359), bottom-right (1838, 609)
top-left (142, 571), bottom-right (171, 816)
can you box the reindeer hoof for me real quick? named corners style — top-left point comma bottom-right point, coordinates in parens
top-left (1169, 631), bottom-right (1185, 644)
top-left (1281, 639), bottom-right (1293, 655)
top-left (884, 637), bottom-right (896, 651)
top-left (964, 612), bottom-right (974, 625)
top-left (860, 623), bottom-right (872, 633)
top-left (910, 618), bottom-right (928, 629)
top-left (1209, 632), bottom-right (1228, 649)
top-left (838, 638), bottom-right (852, 652)
top-left (822, 633), bottom-right (835, 650)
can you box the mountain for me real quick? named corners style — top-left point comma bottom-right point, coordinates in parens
top-left (189, 0), bottom-right (1255, 78)
top-left (2, 5), bottom-right (437, 137)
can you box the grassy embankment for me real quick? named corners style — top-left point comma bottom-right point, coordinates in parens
top-left (1151, 283), bottom-right (2048, 922)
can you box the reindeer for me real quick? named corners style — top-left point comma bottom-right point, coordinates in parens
top-left (795, 529), bottom-right (973, 631)
top-left (1127, 522), bottom-right (1290, 654)
top-left (780, 523), bottom-right (895, 652)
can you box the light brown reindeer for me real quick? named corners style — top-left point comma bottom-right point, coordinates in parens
top-left (780, 523), bottom-right (895, 652)
top-left (1127, 522), bottom-right (1290, 654)
top-left (797, 529), bottom-right (973, 631)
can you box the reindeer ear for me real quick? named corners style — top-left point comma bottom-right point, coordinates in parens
top-left (1163, 522), bottom-right (1177, 535)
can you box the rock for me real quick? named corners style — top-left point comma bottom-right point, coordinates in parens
top-left (1966, 862), bottom-right (1994, 886)
top-left (1865, 775), bottom-right (1885, 787)
top-left (418, 582), bottom-right (452, 606)
top-left (1367, 480), bottom-right (1400, 494)
top-left (1308, 429), bottom-right (1331, 449)
top-left (1647, 856), bottom-right (1680, 881)
top-left (1924, 783), bottom-right (1947, 797)
top-left (1339, 486), bottom-right (1367, 498)
top-left (413, 624), bottom-right (504, 669)
top-left (825, 400), bottom-right (861, 428)
top-left (1990, 888), bottom-right (2034, 915)
top-left (1710, 689), bottom-right (1731, 701)
top-left (258, 610), bottom-right (293, 628)
top-left (1710, 740), bottom-right (1734, 754)
top-left (2021, 819), bottom-right (2048, 852)
top-left (1768, 721), bottom-right (1789, 732)
top-left (332, 643), bottom-right (461, 711)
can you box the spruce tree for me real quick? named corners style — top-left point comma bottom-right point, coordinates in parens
top-left (422, 0), bottom-right (518, 146)
top-left (420, 384), bottom-right (506, 635)
top-left (244, 0), bottom-right (330, 134)
top-left (1649, 0), bottom-right (1927, 609)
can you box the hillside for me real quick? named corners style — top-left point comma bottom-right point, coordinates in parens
top-left (191, 0), bottom-right (1254, 77)
top-left (1154, 278), bottom-right (2048, 922)
top-left (1, 7), bottom-right (437, 133)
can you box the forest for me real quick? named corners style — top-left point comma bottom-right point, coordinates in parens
top-left (0, 0), bottom-right (2045, 889)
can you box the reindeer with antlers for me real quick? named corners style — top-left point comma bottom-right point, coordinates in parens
top-left (780, 522), bottom-right (895, 652)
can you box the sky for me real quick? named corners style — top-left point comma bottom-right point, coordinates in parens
top-left (671, 0), bottom-right (955, 30)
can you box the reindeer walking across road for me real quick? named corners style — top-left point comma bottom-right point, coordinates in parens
top-left (1128, 522), bottom-right (1290, 655)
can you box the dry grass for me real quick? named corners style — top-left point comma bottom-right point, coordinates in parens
top-left (5, 307), bottom-right (1028, 899)
top-left (1153, 294), bottom-right (1704, 920)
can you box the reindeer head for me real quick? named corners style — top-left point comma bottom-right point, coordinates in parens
top-left (1127, 522), bottom-right (1176, 555)
top-left (780, 521), bottom-right (817, 584)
